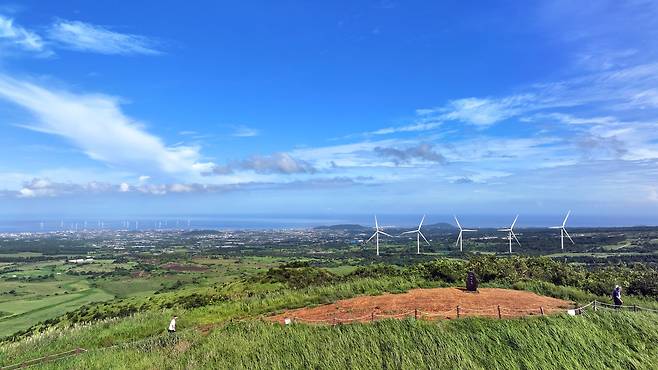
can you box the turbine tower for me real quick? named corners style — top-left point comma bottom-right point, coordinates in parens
top-left (454, 216), bottom-right (477, 252)
top-left (550, 211), bottom-right (574, 250)
top-left (366, 216), bottom-right (393, 256)
top-left (399, 215), bottom-right (431, 254)
top-left (498, 215), bottom-right (521, 253)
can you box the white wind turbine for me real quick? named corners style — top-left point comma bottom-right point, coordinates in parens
top-left (367, 216), bottom-right (393, 256)
top-left (498, 215), bottom-right (521, 253)
top-left (399, 215), bottom-right (431, 254)
top-left (454, 216), bottom-right (477, 252)
top-left (550, 211), bottom-right (574, 250)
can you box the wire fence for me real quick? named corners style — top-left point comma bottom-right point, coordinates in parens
top-left (288, 300), bottom-right (658, 325)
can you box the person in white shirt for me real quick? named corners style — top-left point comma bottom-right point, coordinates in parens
top-left (168, 316), bottom-right (177, 333)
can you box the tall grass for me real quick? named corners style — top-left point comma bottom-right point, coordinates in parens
top-left (2, 276), bottom-right (657, 368)
top-left (41, 311), bottom-right (658, 369)
top-left (0, 277), bottom-right (431, 364)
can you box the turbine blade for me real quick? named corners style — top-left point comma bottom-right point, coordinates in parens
top-left (375, 215), bottom-right (379, 229)
top-left (367, 232), bottom-right (377, 243)
top-left (419, 231), bottom-right (431, 246)
top-left (400, 230), bottom-right (416, 235)
top-left (511, 215), bottom-right (519, 229)
top-left (563, 210), bottom-right (571, 227)
top-left (380, 231), bottom-right (394, 238)
top-left (564, 228), bottom-right (575, 244)
top-left (455, 232), bottom-right (461, 247)
top-left (512, 231), bottom-right (521, 247)
top-left (419, 215), bottom-right (425, 229)
top-left (463, 229), bottom-right (477, 232)
top-left (454, 215), bottom-right (462, 230)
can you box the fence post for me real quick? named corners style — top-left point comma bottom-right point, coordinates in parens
top-left (634, 305), bottom-right (638, 312)
top-left (457, 306), bottom-right (460, 318)
top-left (415, 308), bottom-right (418, 320)
top-left (593, 300), bottom-right (597, 311)
top-left (540, 307), bottom-right (544, 316)
top-left (497, 305), bottom-right (501, 319)
top-left (371, 312), bottom-right (375, 322)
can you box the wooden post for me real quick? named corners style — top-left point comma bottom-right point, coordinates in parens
top-left (593, 300), bottom-right (597, 311)
top-left (540, 307), bottom-right (544, 316)
top-left (371, 312), bottom-right (375, 322)
top-left (497, 305), bottom-right (501, 319)
top-left (457, 306), bottom-right (460, 318)
top-left (634, 305), bottom-right (638, 312)
top-left (415, 308), bottom-right (418, 320)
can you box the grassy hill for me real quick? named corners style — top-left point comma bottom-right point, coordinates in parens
top-left (2, 311), bottom-right (658, 369)
top-left (1, 257), bottom-right (657, 369)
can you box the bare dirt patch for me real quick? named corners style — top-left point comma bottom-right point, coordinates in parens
top-left (268, 288), bottom-right (573, 324)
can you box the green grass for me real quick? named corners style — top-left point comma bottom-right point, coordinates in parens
top-left (0, 273), bottom-right (656, 369)
top-left (96, 278), bottom-right (165, 298)
top-left (0, 278), bottom-right (114, 337)
top-left (15, 311), bottom-right (658, 370)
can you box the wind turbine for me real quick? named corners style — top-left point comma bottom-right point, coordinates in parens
top-left (498, 215), bottom-right (521, 253)
top-left (399, 215), bottom-right (431, 254)
top-left (454, 216), bottom-right (477, 252)
top-left (550, 211), bottom-right (574, 250)
top-left (366, 216), bottom-right (393, 256)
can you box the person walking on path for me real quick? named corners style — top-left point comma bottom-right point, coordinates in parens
top-left (168, 316), bottom-right (178, 334)
top-left (612, 286), bottom-right (623, 308)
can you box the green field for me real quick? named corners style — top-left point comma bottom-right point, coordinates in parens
top-left (0, 282), bottom-right (114, 336)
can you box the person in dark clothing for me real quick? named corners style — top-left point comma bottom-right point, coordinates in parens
top-left (612, 285), bottom-right (623, 308)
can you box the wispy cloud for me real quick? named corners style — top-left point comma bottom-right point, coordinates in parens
top-left (0, 75), bottom-right (213, 176)
top-left (48, 20), bottom-right (161, 55)
top-left (231, 125), bottom-right (260, 137)
top-left (0, 14), bottom-right (49, 55)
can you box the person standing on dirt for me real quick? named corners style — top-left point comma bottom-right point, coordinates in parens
top-left (612, 286), bottom-right (623, 308)
top-left (168, 316), bottom-right (178, 334)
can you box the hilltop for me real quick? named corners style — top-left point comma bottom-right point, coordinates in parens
top-left (0, 256), bottom-right (657, 369)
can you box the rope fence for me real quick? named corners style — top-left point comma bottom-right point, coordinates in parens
top-left (287, 300), bottom-right (658, 325)
top-left (0, 348), bottom-right (86, 370)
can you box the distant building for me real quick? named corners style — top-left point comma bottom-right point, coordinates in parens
top-left (67, 258), bottom-right (94, 264)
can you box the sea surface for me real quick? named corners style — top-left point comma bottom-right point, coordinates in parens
top-left (0, 214), bottom-right (655, 232)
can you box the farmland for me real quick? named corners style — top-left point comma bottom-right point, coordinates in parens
top-left (0, 226), bottom-right (656, 368)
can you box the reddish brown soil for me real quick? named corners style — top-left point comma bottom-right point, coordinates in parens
top-left (268, 288), bottom-right (573, 324)
top-left (161, 263), bottom-right (209, 272)
top-left (130, 270), bottom-right (149, 278)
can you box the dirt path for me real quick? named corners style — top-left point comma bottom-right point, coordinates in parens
top-left (268, 288), bottom-right (573, 324)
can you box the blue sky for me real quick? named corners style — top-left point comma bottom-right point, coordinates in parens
top-left (1, 1), bottom-right (658, 225)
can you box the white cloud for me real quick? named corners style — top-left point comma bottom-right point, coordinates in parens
top-left (119, 182), bottom-right (130, 192)
top-left (0, 75), bottom-right (214, 177)
top-left (441, 95), bottom-right (534, 126)
top-left (48, 20), bottom-right (161, 55)
top-left (231, 125), bottom-right (260, 137)
top-left (0, 15), bottom-right (48, 54)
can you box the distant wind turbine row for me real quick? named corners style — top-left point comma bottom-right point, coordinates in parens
top-left (366, 211), bottom-right (574, 256)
